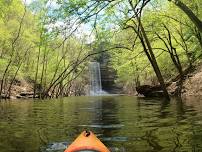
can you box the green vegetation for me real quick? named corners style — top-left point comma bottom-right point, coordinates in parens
top-left (0, 0), bottom-right (201, 99)
top-left (0, 0), bottom-right (91, 98)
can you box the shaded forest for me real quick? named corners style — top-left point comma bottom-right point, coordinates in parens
top-left (0, 0), bottom-right (201, 100)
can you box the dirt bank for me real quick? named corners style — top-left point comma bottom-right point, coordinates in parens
top-left (182, 63), bottom-right (202, 96)
top-left (136, 63), bottom-right (202, 97)
top-left (0, 79), bottom-right (34, 99)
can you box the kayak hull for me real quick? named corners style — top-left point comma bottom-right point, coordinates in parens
top-left (64, 131), bottom-right (110, 152)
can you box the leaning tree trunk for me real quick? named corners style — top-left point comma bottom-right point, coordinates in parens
top-left (169, 0), bottom-right (202, 32)
top-left (139, 20), bottom-right (170, 100)
top-left (33, 44), bottom-right (41, 98)
top-left (127, 1), bottom-right (170, 100)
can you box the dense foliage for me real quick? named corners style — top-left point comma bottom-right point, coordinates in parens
top-left (0, 0), bottom-right (91, 98)
top-left (0, 0), bottom-right (201, 98)
top-left (109, 0), bottom-right (202, 92)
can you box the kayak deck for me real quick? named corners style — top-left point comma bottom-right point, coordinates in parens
top-left (64, 131), bottom-right (110, 152)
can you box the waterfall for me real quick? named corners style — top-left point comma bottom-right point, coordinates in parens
top-left (89, 62), bottom-right (103, 95)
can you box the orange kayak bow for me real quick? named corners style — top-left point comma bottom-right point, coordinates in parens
top-left (64, 131), bottom-right (110, 152)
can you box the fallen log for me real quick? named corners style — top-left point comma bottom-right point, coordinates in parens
top-left (136, 85), bottom-right (165, 97)
top-left (136, 66), bottom-right (195, 97)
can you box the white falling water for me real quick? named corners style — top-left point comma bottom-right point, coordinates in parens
top-left (89, 62), bottom-right (103, 96)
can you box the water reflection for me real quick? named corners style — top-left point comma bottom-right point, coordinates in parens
top-left (0, 96), bottom-right (202, 152)
top-left (77, 97), bottom-right (125, 151)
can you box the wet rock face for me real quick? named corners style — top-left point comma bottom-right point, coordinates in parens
top-left (0, 94), bottom-right (10, 99)
top-left (100, 65), bottom-right (115, 90)
top-left (96, 49), bottom-right (123, 94)
top-left (100, 64), bottom-right (123, 94)
top-left (16, 92), bottom-right (39, 99)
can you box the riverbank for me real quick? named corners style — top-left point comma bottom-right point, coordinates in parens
top-left (135, 62), bottom-right (202, 98)
top-left (1, 63), bottom-right (202, 100)
top-left (0, 78), bottom-right (86, 99)
top-left (182, 63), bottom-right (202, 96)
top-left (0, 79), bottom-right (34, 99)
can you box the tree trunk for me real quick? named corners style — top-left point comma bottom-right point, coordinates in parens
top-left (33, 39), bottom-right (41, 98)
top-left (6, 48), bottom-right (30, 97)
top-left (139, 20), bottom-right (170, 100)
top-left (0, 53), bottom-right (14, 96)
top-left (170, 0), bottom-right (202, 32)
top-left (39, 45), bottom-right (47, 98)
top-left (0, 6), bottom-right (26, 96)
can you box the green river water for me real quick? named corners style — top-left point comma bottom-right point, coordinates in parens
top-left (0, 96), bottom-right (202, 152)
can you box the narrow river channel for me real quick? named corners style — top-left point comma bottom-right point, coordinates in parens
top-left (0, 96), bottom-right (202, 152)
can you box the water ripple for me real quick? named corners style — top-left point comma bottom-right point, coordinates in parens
top-left (78, 124), bottom-right (124, 129)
